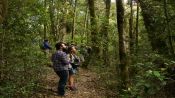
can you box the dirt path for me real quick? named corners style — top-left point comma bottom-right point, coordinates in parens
top-left (37, 68), bottom-right (106, 98)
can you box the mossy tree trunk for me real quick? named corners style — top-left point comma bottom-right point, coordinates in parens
top-left (71, 0), bottom-right (77, 42)
top-left (116, 0), bottom-right (129, 89)
top-left (139, 0), bottom-right (169, 54)
top-left (135, 1), bottom-right (139, 53)
top-left (102, 0), bottom-right (111, 66)
top-left (88, 0), bottom-right (98, 53)
top-left (163, 0), bottom-right (174, 56)
top-left (0, 0), bottom-right (8, 24)
top-left (129, 0), bottom-right (134, 54)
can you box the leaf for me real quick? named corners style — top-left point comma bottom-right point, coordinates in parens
top-left (153, 71), bottom-right (160, 77)
top-left (171, 61), bottom-right (175, 64)
top-left (144, 83), bottom-right (151, 88)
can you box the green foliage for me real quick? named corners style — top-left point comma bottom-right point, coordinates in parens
top-left (0, 0), bottom-right (174, 97)
top-left (0, 0), bottom-right (48, 97)
top-left (119, 53), bottom-right (175, 98)
top-left (0, 42), bottom-right (46, 97)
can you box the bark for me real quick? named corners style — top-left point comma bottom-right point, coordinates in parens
top-left (82, 0), bottom-right (98, 68)
top-left (116, 0), bottom-right (129, 89)
top-left (129, 0), bottom-right (134, 54)
top-left (0, 0), bottom-right (8, 24)
top-left (71, 0), bottom-right (77, 42)
top-left (44, 0), bottom-right (47, 40)
top-left (0, 19), bottom-right (7, 81)
top-left (163, 0), bottom-right (174, 56)
top-left (59, 1), bottom-right (68, 41)
top-left (82, 4), bottom-right (88, 43)
top-left (102, 0), bottom-right (111, 66)
top-left (49, 0), bottom-right (56, 40)
top-left (135, 2), bottom-right (139, 53)
top-left (87, 0), bottom-right (98, 53)
top-left (139, 0), bottom-right (169, 54)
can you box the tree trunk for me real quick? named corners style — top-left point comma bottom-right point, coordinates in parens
top-left (129, 0), bottom-right (134, 54)
top-left (44, 0), bottom-right (47, 40)
top-left (102, 0), bottom-right (111, 66)
top-left (0, 17), bottom-right (7, 81)
top-left (59, 1), bottom-right (68, 42)
top-left (0, 0), bottom-right (8, 24)
top-left (71, 0), bottom-right (77, 42)
top-left (0, 0), bottom-right (7, 68)
top-left (88, 0), bottom-right (98, 53)
top-left (49, 0), bottom-right (56, 40)
top-left (116, 0), bottom-right (129, 89)
top-left (135, 1), bottom-right (139, 53)
top-left (82, 4), bottom-right (88, 43)
top-left (82, 0), bottom-right (98, 68)
top-left (139, 0), bottom-right (169, 54)
top-left (163, 0), bottom-right (174, 56)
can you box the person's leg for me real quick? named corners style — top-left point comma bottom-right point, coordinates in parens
top-left (69, 75), bottom-right (74, 87)
top-left (68, 69), bottom-right (77, 91)
top-left (56, 70), bottom-right (68, 96)
top-left (68, 69), bottom-right (74, 86)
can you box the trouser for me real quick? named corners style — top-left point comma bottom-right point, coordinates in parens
top-left (56, 70), bottom-right (68, 95)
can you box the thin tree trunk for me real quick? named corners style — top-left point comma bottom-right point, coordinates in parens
top-left (116, 0), bottom-right (129, 89)
top-left (59, 0), bottom-right (68, 42)
top-left (139, 0), bottom-right (169, 54)
top-left (85, 2), bottom-right (90, 45)
top-left (44, 0), bottom-right (47, 40)
top-left (1, 21), bottom-right (6, 80)
top-left (163, 0), bottom-right (174, 56)
top-left (87, 0), bottom-right (98, 53)
top-left (0, 0), bottom-right (8, 24)
top-left (102, 0), bottom-right (111, 66)
top-left (82, 5), bottom-right (88, 43)
top-left (129, 0), bottom-right (134, 54)
top-left (86, 14), bottom-right (89, 45)
top-left (135, 1), bottom-right (139, 53)
top-left (49, 0), bottom-right (56, 40)
top-left (71, 0), bottom-right (77, 42)
top-left (82, 0), bottom-right (98, 68)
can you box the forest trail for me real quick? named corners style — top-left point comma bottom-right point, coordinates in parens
top-left (37, 67), bottom-right (106, 98)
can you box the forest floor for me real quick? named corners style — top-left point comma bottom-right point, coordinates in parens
top-left (34, 66), bottom-right (175, 98)
top-left (36, 67), bottom-right (107, 98)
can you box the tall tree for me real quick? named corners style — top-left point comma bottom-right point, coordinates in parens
top-left (129, 0), bottom-right (134, 54)
top-left (0, 0), bottom-right (8, 24)
top-left (135, 1), bottom-right (139, 53)
top-left (102, 0), bottom-right (111, 66)
top-left (163, 0), bottom-right (174, 55)
top-left (88, 0), bottom-right (98, 53)
top-left (49, 0), bottom-right (56, 40)
top-left (139, 0), bottom-right (169, 54)
top-left (116, 0), bottom-right (129, 89)
top-left (82, 0), bottom-right (98, 68)
top-left (59, 0), bottom-right (68, 41)
top-left (71, 0), bottom-right (77, 42)
top-left (44, 0), bottom-right (47, 40)
top-left (0, 0), bottom-right (8, 81)
top-left (83, 4), bottom-right (89, 43)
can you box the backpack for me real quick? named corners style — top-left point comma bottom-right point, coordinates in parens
top-left (39, 43), bottom-right (45, 50)
top-left (70, 55), bottom-right (80, 69)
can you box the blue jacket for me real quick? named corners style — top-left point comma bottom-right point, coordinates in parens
top-left (43, 41), bottom-right (52, 50)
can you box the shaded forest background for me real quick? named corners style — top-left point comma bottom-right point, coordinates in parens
top-left (0, 0), bottom-right (175, 97)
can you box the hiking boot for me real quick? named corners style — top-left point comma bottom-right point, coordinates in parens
top-left (57, 94), bottom-right (68, 97)
top-left (69, 86), bottom-right (77, 91)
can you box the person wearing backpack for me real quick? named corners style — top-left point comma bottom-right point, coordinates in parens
top-left (67, 45), bottom-right (80, 91)
top-left (43, 39), bottom-right (52, 51)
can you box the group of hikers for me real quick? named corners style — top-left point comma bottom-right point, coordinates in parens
top-left (41, 40), bottom-right (86, 97)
